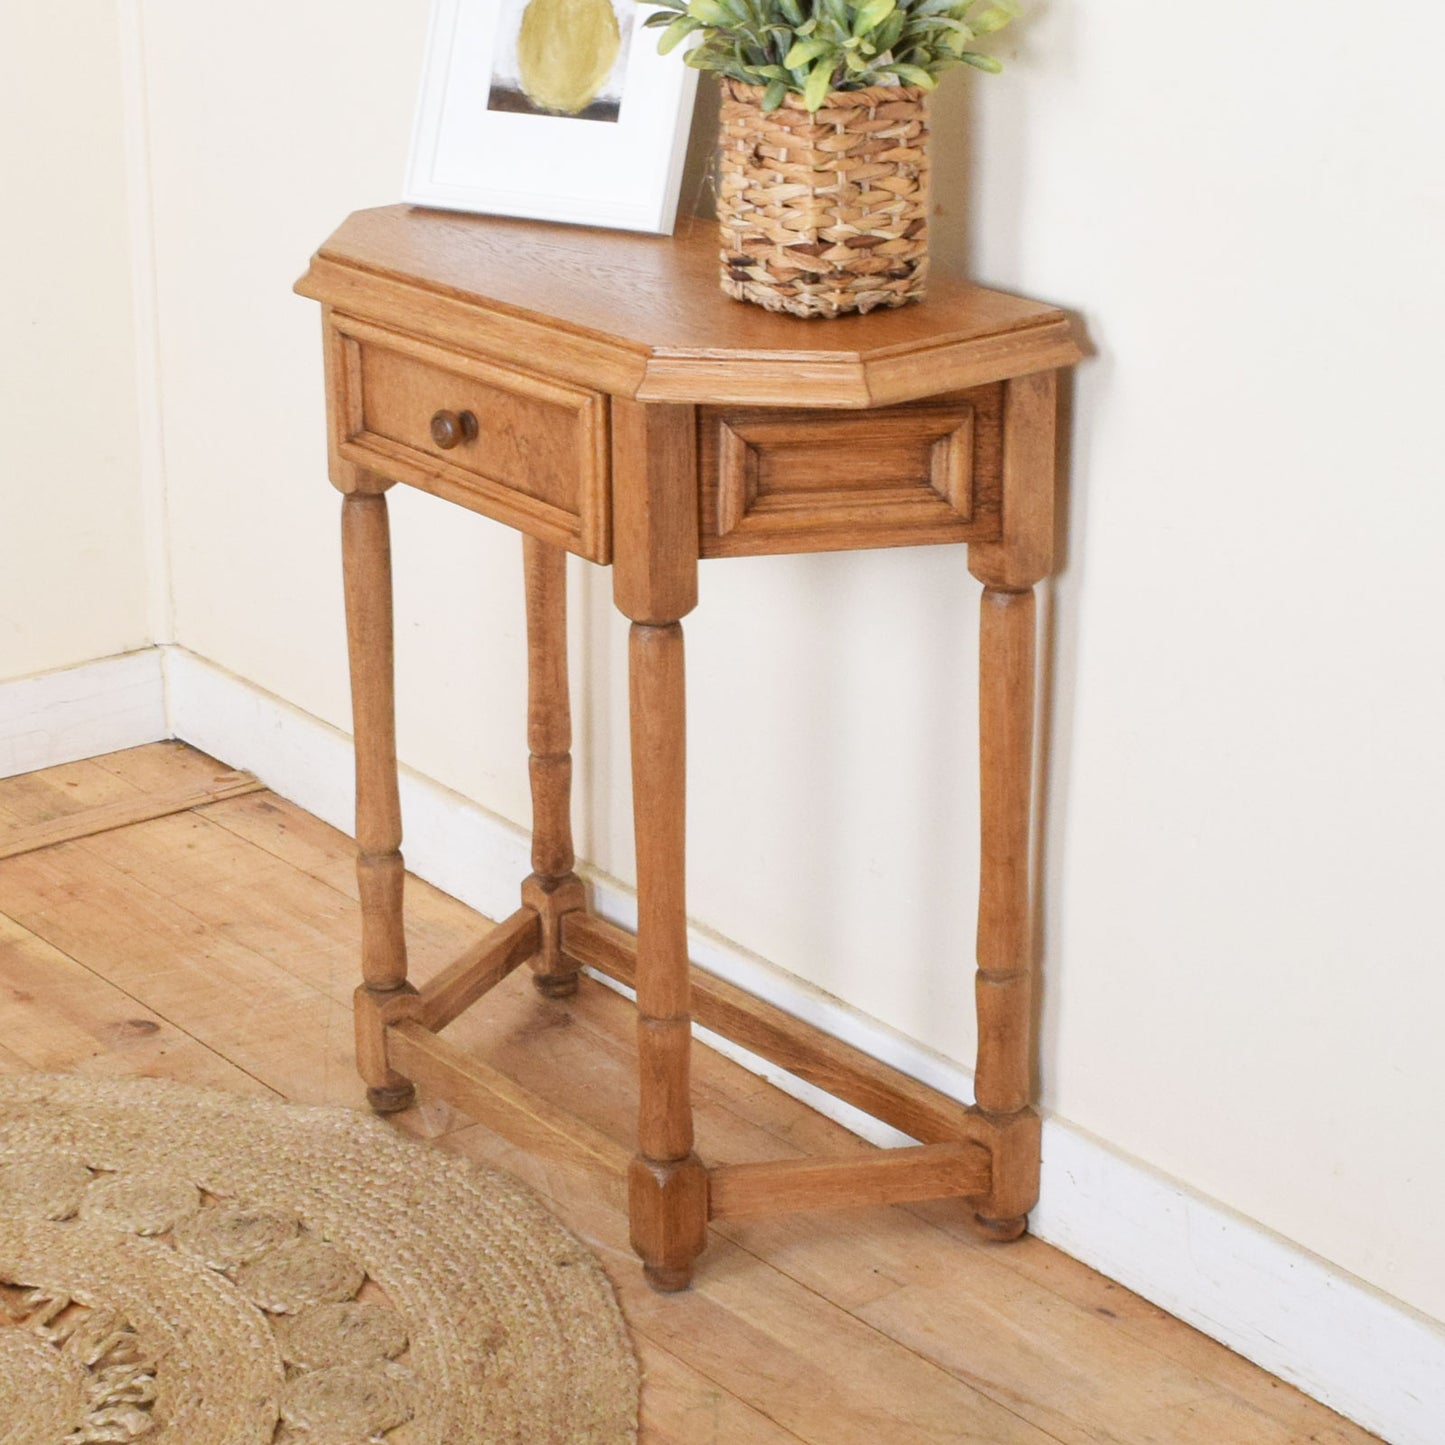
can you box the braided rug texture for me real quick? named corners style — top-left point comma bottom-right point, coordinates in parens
top-left (718, 79), bottom-right (930, 318)
top-left (0, 1074), bottom-right (638, 1444)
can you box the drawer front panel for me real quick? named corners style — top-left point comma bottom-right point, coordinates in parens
top-left (699, 387), bottom-right (1003, 557)
top-left (330, 316), bottom-right (610, 561)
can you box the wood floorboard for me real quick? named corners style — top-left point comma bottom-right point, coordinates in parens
top-left (0, 1042), bottom-right (38, 1074)
top-left (0, 755), bottom-right (152, 827)
top-left (0, 743), bottom-right (232, 828)
top-left (0, 842), bottom-right (403, 1122)
top-left (429, 964), bottom-right (1363, 1445)
top-left (0, 911), bottom-right (270, 1096)
top-left (0, 744), bottom-right (1381, 1445)
top-left (443, 1124), bottom-right (1067, 1445)
top-left (901, 1202), bottom-right (1375, 1445)
top-left (91, 741), bottom-right (243, 796)
top-left (634, 1342), bottom-right (814, 1445)
top-left (0, 779), bottom-right (265, 861)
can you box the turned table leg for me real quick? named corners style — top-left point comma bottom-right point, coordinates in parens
top-left (626, 619), bottom-right (707, 1289)
top-left (342, 488), bottom-right (417, 1114)
top-left (613, 397), bottom-right (707, 1290)
top-left (966, 369), bottom-right (1058, 1238)
top-left (972, 583), bottom-right (1037, 1238)
top-left (521, 535), bottom-right (585, 995)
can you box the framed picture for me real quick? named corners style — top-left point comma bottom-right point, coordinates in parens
top-left (404, 0), bottom-right (699, 234)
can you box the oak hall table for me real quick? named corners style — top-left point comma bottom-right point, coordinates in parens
top-left (296, 207), bottom-right (1080, 1290)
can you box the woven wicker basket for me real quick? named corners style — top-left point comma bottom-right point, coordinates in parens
top-left (717, 78), bottom-right (931, 319)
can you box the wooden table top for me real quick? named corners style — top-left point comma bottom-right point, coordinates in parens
top-left (299, 205), bottom-right (1081, 408)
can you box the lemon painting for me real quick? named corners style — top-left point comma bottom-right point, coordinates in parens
top-left (489, 0), bottom-right (634, 123)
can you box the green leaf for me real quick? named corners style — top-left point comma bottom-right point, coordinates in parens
top-left (959, 49), bottom-right (1004, 71)
top-left (658, 14), bottom-right (701, 51)
top-left (803, 55), bottom-right (836, 109)
top-left (874, 10), bottom-right (906, 49)
top-left (686, 0), bottom-right (728, 23)
top-left (890, 62), bottom-right (939, 88)
top-left (777, 0), bottom-right (805, 22)
top-left (922, 16), bottom-right (976, 34)
top-left (762, 78), bottom-right (789, 109)
top-left (784, 36), bottom-right (833, 67)
top-left (970, 5), bottom-right (1016, 34)
top-left (852, 0), bottom-right (896, 36)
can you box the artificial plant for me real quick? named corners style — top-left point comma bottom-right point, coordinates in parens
top-left (643, 0), bottom-right (1018, 111)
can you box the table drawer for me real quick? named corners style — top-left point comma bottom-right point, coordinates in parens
top-left (329, 316), bottom-right (610, 561)
top-left (698, 387), bottom-right (1004, 557)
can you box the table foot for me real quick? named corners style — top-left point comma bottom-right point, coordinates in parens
top-left (522, 873), bottom-right (586, 997)
top-left (967, 1106), bottom-right (1040, 1241)
top-left (629, 1152), bottom-right (708, 1287)
top-left (355, 982), bottom-right (420, 1115)
top-left (974, 1212), bottom-right (1028, 1242)
top-left (643, 1264), bottom-right (694, 1293)
top-left (366, 1082), bottom-right (416, 1115)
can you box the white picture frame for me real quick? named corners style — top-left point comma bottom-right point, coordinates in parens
top-left (404, 0), bottom-right (700, 235)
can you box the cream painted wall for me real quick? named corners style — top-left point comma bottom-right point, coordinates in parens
top-left (138, 0), bottom-right (1445, 1328)
top-left (0, 1), bottom-right (149, 681)
top-left (967, 0), bottom-right (1445, 1324)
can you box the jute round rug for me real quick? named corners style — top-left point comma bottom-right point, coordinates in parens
top-left (0, 1074), bottom-right (638, 1444)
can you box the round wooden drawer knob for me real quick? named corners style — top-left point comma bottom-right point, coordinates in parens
top-left (430, 409), bottom-right (479, 449)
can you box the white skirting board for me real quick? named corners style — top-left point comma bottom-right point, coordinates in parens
top-left (0, 650), bottom-right (168, 779)
top-left (6, 642), bottom-right (1442, 1442)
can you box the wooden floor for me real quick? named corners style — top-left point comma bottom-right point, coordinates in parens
top-left (0, 743), bottom-right (1378, 1445)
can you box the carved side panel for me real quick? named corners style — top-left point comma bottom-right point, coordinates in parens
top-left (699, 386), bottom-right (1004, 557)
